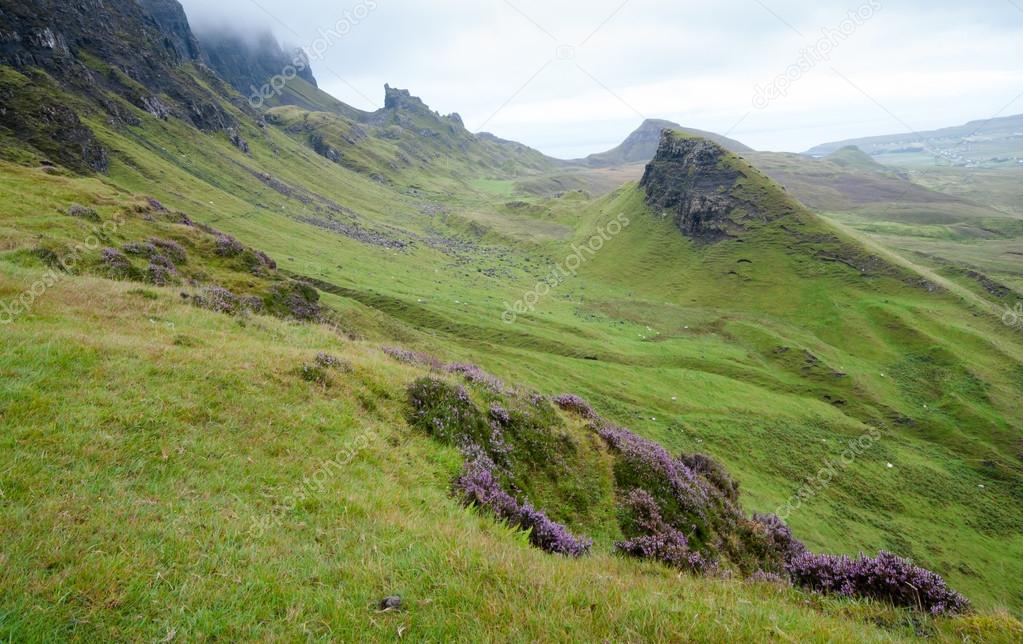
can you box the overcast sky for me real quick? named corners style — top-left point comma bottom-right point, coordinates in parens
top-left (180, 0), bottom-right (1023, 158)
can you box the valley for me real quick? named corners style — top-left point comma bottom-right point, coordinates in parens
top-left (1, 1), bottom-right (1023, 641)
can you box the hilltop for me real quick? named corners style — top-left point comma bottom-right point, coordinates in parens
top-left (577, 118), bottom-right (752, 168)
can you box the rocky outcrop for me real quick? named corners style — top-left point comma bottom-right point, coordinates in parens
top-left (383, 84), bottom-right (431, 113)
top-left (640, 133), bottom-right (757, 243)
top-left (0, 0), bottom-right (241, 169)
top-left (136, 0), bottom-right (206, 64)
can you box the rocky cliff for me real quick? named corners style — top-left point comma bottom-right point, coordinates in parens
top-left (640, 131), bottom-right (782, 242)
top-left (0, 0), bottom-right (243, 172)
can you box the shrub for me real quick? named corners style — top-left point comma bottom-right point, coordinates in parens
top-left (123, 241), bottom-right (157, 257)
top-left (382, 346), bottom-right (443, 370)
top-left (751, 513), bottom-right (806, 563)
top-left (100, 248), bottom-right (141, 281)
top-left (552, 394), bottom-right (598, 419)
top-left (67, 203), bottom-right (100, 222)
top-left (146, 262), bottom-right (176, 286)
top-left (214, 234), bottom-right (245, 257)
top-left (454, 453), bottom-right (592, 557)
top-left (265, 281), bottom-right (321, 321)
top-left (596, 423), bottom-right (710, 527)
top-left (298, 364), bottom-right (333, 387)
top-left (190, 286), bottom-right (241, 314)
top-left (616, 530), bottom-right (714, 573)
top-left (407, 377), bottom-right (496, 449)
top-left (149, 238), bottom-right (187, 264)
top-left (488, 404), bottom-right (511, 426)
top-left (786, 551), bottom-right (969, 615)
top-left (748, 569), bottom-right (788, 585)
top-left (614, 488), bottom-right (716, 574)
top-left (445, 362), bottom-right (504, 392)
top-left (682, 453), bottom-right (740, 503)
top-left (316, 352), bottom-right (353, 373)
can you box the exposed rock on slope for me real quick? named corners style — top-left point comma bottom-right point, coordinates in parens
top-left (640, 131), bottom-right (788, 242)
top-left (0, 0), bottom-right (241, 171)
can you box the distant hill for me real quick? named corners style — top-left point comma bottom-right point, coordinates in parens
top-left (577, 118), bottom-right (751, 167)
top-left (824, 145), bottom-right (891, 172)
top-left (807, 114), bottom-right (1023, 168)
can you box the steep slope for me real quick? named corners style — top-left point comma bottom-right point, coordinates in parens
top-left (266, 84), bottom-right (562, 192)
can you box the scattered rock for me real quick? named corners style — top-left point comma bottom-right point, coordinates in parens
top-left (378, 595), bottom-right (403, 612)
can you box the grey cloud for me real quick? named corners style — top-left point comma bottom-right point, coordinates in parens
top-left (177, 0), bottom-right (1023, 154)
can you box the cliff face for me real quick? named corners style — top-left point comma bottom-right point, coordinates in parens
top-left (0, 0), bottom-right (199, 85)
top-left (136, 0), bottom-right (206, 64)
top-left (196, 29), bottom-right (318, 97)
top-left (640, 132), bottom-right (762, 243)
top-left (0, 0), bottom-right (242, 172)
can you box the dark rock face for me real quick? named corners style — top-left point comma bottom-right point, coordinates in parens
top-left (0, 0), bottom-right (241, 172)
top-left (136, 0), bottom-right (206, 64)
top-left (196, 29), bottom-right (318, 98)
top-left (383, 84), bottom-right (431, 113)
top-left (640, 135), bottom-right (750, 243)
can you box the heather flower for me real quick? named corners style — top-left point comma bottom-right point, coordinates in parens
top-left (100, 248), bottom-right (139, 280)
top-left (748, 569), bottom-right (787, 585)
top-left (455, 454), bottom-right (592, 557)
top-left (268, 281), bottom-right (321, 321)
top-left (315, 352), bottom-right (352, 372)
top-left (597, 423), bottom-right (709, 518)
top-left (489, 404), bottom-right (511, 426)
top-left (383, 346), bottom-right (443, 370)
top-left (407, 378), bottom-right (490, 448)
top-left (786, 551), bottom-right (969, 615)
top-left (146, 263), bottom-right (176, 286)
top-left (214, 234), bottom-right (245, 257)
top-left (620, 488), bottom-right (669, 535)
top-left (123, 241), bottom-right (157, 257)
top-left (552, 394), bottom-right (598, 419)
top-left (101, 247), bottom-right (129, 267)
top-left (751, 513), bottom-right (807, 564)
top-left (445, 363), bottom-right (504, 392)
top-left (190, 285), bottom-right (240, 314)
top-left (149, 238), bottom-right (187, 263)
top-left (67, 203), bottom-right (100, 222)
top-left (616, 529), bottom-right (715, 574)
top-left (682, 453), bottom-right (740, 503)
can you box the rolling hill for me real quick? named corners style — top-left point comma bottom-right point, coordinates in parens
top-left (1, 0), bottom-right (1023, 640)
top-left (807, 114), bottom-right (1023, 168)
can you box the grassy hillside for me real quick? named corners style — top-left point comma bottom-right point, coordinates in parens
top-left (2, 35), bottom-right (1023, 640)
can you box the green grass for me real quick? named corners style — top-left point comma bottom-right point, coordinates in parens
top-left (2, 60), bottom-right (1023, 640)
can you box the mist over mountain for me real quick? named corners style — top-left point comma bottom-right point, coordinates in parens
top-left (195, 28), bottom-right (318, 97)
